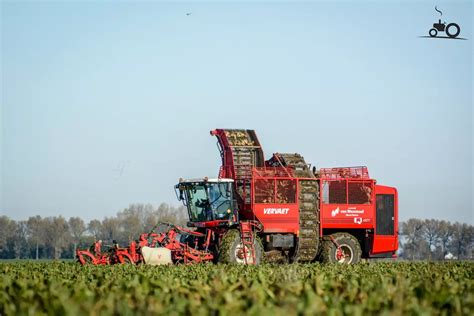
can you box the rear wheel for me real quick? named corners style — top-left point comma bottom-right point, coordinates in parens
top-left (446, 23), bottom-right (460, 38)
top-left (319, 233), bottom-right (361, 264)
top-left (218, 229), bottom-right (263, 264)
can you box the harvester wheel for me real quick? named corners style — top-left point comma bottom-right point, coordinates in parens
top-left (319, 233), bottom-right (361, 264)
top-left (217, 229), bottom-right (263, 264)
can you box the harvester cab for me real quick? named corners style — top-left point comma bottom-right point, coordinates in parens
top-left (175, 178), bottom-right (239, 227)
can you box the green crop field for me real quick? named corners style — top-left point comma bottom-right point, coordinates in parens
top-left (1, 262), bottom-right (473, 315)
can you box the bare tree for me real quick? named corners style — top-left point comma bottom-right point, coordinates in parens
top-left (156, 203), bottom-right (187, 226)
top-left (401, 218), bottom-right (428, 260)
top-left (87, 219), bottom-right (102, 240)
top-left (12, 221), bottom-right (29, 259)
top-left (26, 216), bottom-right (46, 260)
top-left (422, 219), bottom-right (440, 260)
top-left (42, 217), bottom-right (70, 259)
top-left (117, 204), bottom-right (147, 242)
top-left (450, 222), bottom-right (474, 259)
top-left (437, 220), bottom-right (453, 258)
top-left (0, 216), bottom-right (16, 255)
top-left (68, 217), bottom-right (86, 258)
top-left (101, 217), bottom-right (120, 243)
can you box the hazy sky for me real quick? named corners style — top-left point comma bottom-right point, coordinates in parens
top-left (1, 1), bottom-right (472, 224)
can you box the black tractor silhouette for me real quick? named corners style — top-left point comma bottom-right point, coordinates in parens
top-left (429, 19), bottom-right (460, 38)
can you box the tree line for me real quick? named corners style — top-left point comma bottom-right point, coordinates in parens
top-left (0, 204), bottom-right (473, 260)
top-left (0, 203), bottom-right (187, 259)
top-left (399, 218), bottom-right (473, 260)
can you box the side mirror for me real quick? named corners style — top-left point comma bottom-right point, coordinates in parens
top-left (175, 185), bottom-right (186, 201)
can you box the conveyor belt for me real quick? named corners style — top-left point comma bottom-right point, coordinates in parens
top-left (268, 153), bottom-right (320, 262)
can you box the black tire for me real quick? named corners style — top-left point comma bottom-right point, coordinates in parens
top-left (429, 28), bottom-right (438, 37)
top-left (318, 233), bottom-right (361, 264)
top-left (445, 23), bottom-right (460, 38)
top-left (217, 229), bottom-right (263, 264)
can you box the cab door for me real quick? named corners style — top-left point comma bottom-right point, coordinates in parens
top-left (371, 185), bottom-right (398, 255)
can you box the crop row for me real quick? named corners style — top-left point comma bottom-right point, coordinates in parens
top-left (1, 262), bottom-right (473, 315)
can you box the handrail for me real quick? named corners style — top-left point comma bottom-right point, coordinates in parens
top-left (319, 166), bottom-right (370, 180)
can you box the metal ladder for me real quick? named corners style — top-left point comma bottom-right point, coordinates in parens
top-left (239, 222), bottom-right (256, 264)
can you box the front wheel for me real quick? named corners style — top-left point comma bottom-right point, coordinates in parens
top-left (429, 28), bottom-right (438, 37)
top-left (446, 23), bottom-right (460, 38)
top-left (319, 233), bottom-right (362, 264)
top-left (217, 229), bottom-right (263, 264)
